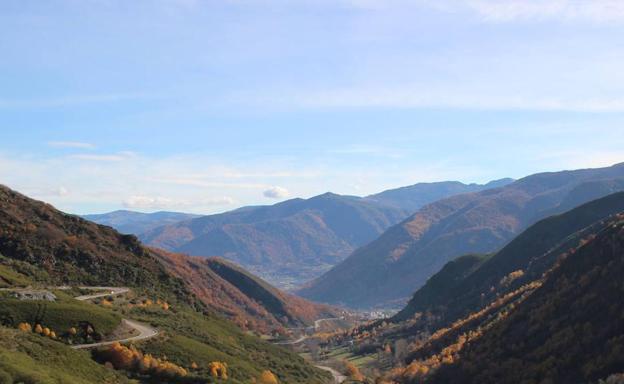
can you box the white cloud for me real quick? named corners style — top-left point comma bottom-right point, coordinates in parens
top-left (69, 153), bottom-right (133, 162)
top-left (123, 195), bottom-right (235, 210)
top-left (48, 141), bottom-right (95, 149)
top-left (56, 186), bottom-right (70, 197)
top-left (123, 195), bottom-right (173, 209)
top-left (263, 186), bottom-right (290, 199)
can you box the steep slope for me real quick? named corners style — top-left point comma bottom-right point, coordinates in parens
top-left (0, 185), bottom-right (190, 300)
top-left (428, 215), bottom-right (624, 384)
top-left (0, 184), bottom-right (334, 383)
top-left (83, 210), bottom-right (200, 235)
top-left (366, 178), bottom-right (513, 212)
top-left (142, 192), bottom-right (411, 287)
top-left (299, 162), bottom-right (624, 308)
top-left (395, 191), bottom-right (624, 324)
top-left (152, 249), bottom-right (338, 333)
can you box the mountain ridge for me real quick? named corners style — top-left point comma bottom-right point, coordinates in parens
top-left (298, 162), bottom-right (624, 308)
top-left (135, 179), bottom-right (510, 287)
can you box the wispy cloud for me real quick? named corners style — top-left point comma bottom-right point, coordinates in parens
top-left (69, 153), bottom-right (131, 162)
top-left (152, 176), bottom-right (268, 189)
top-left (123, 195), bottom-right (235, 210)
top-left (263, 186), bottom-right (290, 199)
top-left (48, 141), bottom-right (95, 150)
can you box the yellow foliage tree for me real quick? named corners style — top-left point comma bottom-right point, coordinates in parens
top-left (42, 327), bottom-right (51, 337)
top-left (258, 370), bottom-right (279, 384)
top-left (208, 361), bottom-right (228, 379)
top-left (34, 324), bottom-right (43, 334)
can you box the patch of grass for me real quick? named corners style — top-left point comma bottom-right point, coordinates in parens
top-left (0, 263), bottom-right (33, 288)
top-left (130, 306), bottom-right (332, 384)
top-left (0, 254), bottom-right (51, 286)
top-left (0, 298), bottom-right (122, 336)
top-left (0, 328), bottom-right (131, 384)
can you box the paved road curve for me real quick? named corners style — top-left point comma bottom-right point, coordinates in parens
top-left (273, 335), bottom-right (308, 345)
top-left (315, 365), bottom-right (346, 384)
top-left (71, 319), bottom-right (158, 350)
top-left (65, 286), bottom-right (159, 349)
top-left (73, 287), bottom-right (130, 301)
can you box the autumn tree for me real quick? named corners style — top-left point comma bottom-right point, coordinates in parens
top-left (208, 361), bottom-right (228, 379)
top-left (344, 361), bottom-right (365, 381)
top-left (258, 370), bottom-right (279, 384)
top-left (17, 322), bottom-right (32, 332)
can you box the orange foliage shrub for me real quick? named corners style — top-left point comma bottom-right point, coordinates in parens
top-left (258, 370), bottom-right (279, 384)
top-left (98, 342), bottom-right (187, 379)
top-left (344, 361), bottom-right (365, 381)
top-left (208, 361), bottom-right (228, 379)
top-left (17, 322), bottom-right (32, 332)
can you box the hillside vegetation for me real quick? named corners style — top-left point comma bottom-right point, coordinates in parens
top-left (0, 184), bottom-right (332, 383)
top-left (428, 214), bottom-right (624, 384)
top-left (395, 191), bottom-right (624, 325)
top-left (153, 249), bottom-right (338, 333)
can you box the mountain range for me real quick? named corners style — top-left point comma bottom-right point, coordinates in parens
top-left (87, 179), bottom-right (512, 289)
top-left (82, 210), bottom-right (200, 236)
top-left (298, 162), bottom-right (624, 308)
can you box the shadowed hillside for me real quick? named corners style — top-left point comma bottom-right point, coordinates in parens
top-left (395, 191), bottom-right (624, 325)
top-left (153, 249), bottom-right (338, 333)
top-left (428, 214), bottom-right (624, 384)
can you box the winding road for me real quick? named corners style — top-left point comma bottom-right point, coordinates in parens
top-left (272, 317), bottom-right (348, 383)
top-left (65, 286), bottom-right (159, 350)
top-left (71, 319), bottom-right (158, 350)
top-left (273, 335), bottom-right (308, 345)
top-left (73, 286), bottom-right (130, 301)
top-left (315, 365), bottom-right (346, 384)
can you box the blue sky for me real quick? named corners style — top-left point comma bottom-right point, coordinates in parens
top-left (1, 0), bottom-right (624, 214)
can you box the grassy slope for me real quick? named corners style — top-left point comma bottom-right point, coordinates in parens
top-left (0, 328), bottom-right (130, 384)
top-left (130, 306), bottom-right (330, 383)
top-left (0, 296), bottom-right (121, 336)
